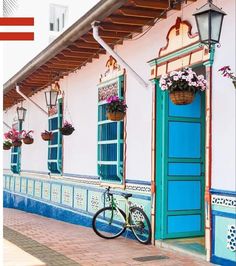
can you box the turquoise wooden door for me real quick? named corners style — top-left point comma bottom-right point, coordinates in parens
top-left (155, 81), bottom-right (205, 239)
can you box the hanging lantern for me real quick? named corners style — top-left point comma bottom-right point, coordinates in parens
top-left (193, 0), bottom-right (226, 51)
top-left (45, 85), bottom-right (59, 108)
top-left (17, 106), bottom-right (27, 122)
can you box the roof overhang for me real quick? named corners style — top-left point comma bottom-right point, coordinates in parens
top-left (3, 0), bottom-right (196, 109)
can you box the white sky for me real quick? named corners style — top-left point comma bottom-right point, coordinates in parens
top-left (3, 0), bottom-right (100, 82)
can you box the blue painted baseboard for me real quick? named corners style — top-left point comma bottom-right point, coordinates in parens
top-left (211, 255), bottom-right (236, 266)
top-left (4, 190), bottom-right (93, 227)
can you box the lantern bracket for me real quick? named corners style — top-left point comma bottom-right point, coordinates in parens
top-left (15, 85), bottom-right (48, 116)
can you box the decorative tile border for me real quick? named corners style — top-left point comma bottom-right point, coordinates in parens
top-left (212, 194), bottom-right (236, 208)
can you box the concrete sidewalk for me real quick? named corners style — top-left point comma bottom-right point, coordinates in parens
top-left (3, 208), bottom-right (212, 266)
top-left (3, 239), bottom-right (45, 266)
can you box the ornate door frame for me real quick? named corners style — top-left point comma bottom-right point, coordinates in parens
top-left (148, 17), bottom-right (214, 260)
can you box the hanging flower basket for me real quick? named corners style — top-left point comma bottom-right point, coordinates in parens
top-left (12, 140), bottom-right (22, 147)
top-left (22, 130), bottom-right (34, 144)
top-left (60, 121), bottom-right (75, 136)
top-left (170, 91), bottom-right (195, 105)
top-left (41, 131), bottom-right (53, 141)
top-left (3, 141), bottom-right (12, 150)
top-left (160, 68), bottom-right (207, 105)
top-left (106, 96), bottom-right (127, 121)
top-left (23, 136), bottom-right (34, 144)
top-left (107, 111), bottom-right (125, 121)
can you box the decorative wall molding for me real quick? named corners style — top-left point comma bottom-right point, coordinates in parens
top-left (212, 194), bottom-right (236, 208)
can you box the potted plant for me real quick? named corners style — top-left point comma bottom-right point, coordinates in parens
top-left (41, 130), bottom-right (53, 141)
top-left (22, 130), bottom-right (34, 144)
top-left (160, 68), bottom-right (207, 105)
top-left (106, 95), bottom-right (127, 121)
top-left (4, 128), bottom-right (23, 147)
top-left (218, 66), bottom-right (236, 89)
top-left (3, 140), bottom-right (12, 150)
top-left (60, 121), bottom-right (75, 136)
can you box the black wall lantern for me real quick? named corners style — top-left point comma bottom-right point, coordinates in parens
top-left (17, 105), bottom-right (27, 122)
top-left (193, 0), bottom-right (226, 51)
top-left (45, 85), bottom-right (59, 108)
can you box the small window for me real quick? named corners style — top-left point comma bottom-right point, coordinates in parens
top-left (49, 4), bottom-right (67, 32)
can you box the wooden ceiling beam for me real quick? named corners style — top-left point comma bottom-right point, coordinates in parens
top-left (106, 15), bottom-right (155, 26)
top-left (100, 23), bottom-right (143, 33)
top-left (66, 44), bottom-right (106, 54)
top-left (117, 7), bottom-right (166, 18)
top-left (88, 30), bottom-right (132, 39)
top-left (61, 50), bottom-right (99, 58)
top-left (80, 35), bottom-right (122, 44)
top-left (53, 56), bottom-right (85, 63)
top-left (130, 0), bottom-right (169, 10)
top-left (73, 41), bottom-right (103, 50)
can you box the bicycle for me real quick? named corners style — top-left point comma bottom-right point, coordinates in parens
top-left (92, 186), bottom-right (151, 244)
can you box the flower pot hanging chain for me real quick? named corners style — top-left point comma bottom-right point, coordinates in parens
top-left (61, 78), bottom-right (75, 135)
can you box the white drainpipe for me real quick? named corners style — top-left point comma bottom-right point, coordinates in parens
top-left (3, 121), bottom-right (11, 129)
top-left (16, 85), bottom-right (48, 116)
top-left (92, 21), bottom-right (149, 89)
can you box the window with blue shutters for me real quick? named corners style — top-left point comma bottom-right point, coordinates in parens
top-left (11, 121), bottom-right (22, 174)
top-left (97, 57), bottom-right (125, 183)
top-left (48, 98), bottom-right (63, 174)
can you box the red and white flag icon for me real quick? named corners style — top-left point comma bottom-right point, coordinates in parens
top-left (0, 17), bottom-right (34, 41)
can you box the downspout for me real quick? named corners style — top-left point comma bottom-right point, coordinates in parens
top-left (3, 121), bottom-right (11, 129)
top-left (16, 85), bottom-right (48, 116)
top-left (92, 21), bottom-right (149, 89)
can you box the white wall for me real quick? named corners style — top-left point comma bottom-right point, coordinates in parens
top-left (3, 0), bottom-right (236, 187)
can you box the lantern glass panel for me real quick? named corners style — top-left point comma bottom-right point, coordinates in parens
top-left (50, 91), bottom-right (58, 106)
top-left (45, 91), bottom-right (58, 107)
top-left (196, 12), bottom-right (209, 42)
top-left (17, 107), bottom-right (26, 121)
top-left (211, 11), bottom-right (224, 42)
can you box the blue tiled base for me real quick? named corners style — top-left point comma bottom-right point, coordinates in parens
top-left (3, 190), bottom-right (135, 240)
top-left (211, 255), bottom-right (236, 266)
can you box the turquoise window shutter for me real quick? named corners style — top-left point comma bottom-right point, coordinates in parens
top-left (48, 98), bottom-right (63, 174)
top-left (10, 121), bottom-right (22, 174)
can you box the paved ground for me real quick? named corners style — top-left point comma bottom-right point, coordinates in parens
top-left (3, 208), bottom-right (213, 266)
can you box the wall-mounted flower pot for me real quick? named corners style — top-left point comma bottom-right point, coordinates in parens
top-left (60, 127), bottom-right (75, 136)
top-left (12, 140), bottom-right (22, 147)
top-left (107, 111), bottom-right (125, 121)
top-left (41, 132), bottom-right (53, 141)
top-left (170, 91), bottom-right (195, 105)
top-left (23, 137), bottom-right (34, 144)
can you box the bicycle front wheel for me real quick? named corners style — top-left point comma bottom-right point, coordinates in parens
top-left (92, 207), bottom-right (126, 239)
top-left (129, 206), bottom-right (151, 244)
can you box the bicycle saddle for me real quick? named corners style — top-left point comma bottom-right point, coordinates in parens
top-left (121, 193), bottom-right (132, 199)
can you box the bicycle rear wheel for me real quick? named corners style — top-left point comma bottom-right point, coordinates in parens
top-left (129, 206), bottom-right (151, 244)
top-left (92, 207), bottom-right (126, 239)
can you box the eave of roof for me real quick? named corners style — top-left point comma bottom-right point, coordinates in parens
top-left (3, 0), bottom-right (196, 109)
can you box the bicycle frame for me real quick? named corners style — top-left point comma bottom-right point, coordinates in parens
top-left (106, 192), bottom-right (132, 227)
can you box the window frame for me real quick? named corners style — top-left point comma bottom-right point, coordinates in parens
top-left (97, 74), bottom-right (125, 184)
